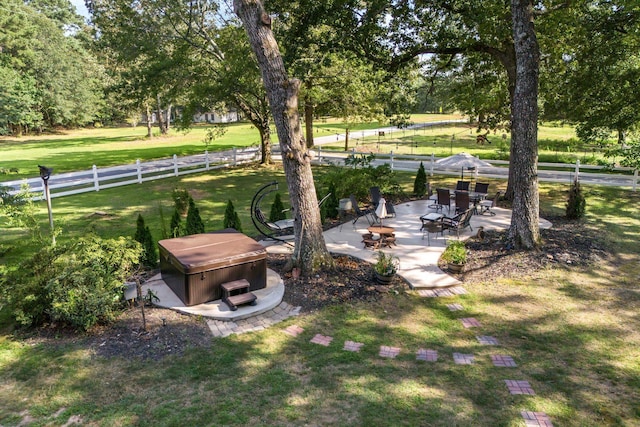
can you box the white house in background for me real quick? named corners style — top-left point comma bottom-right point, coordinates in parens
top-left (144, 108), bottom-right (241, 124)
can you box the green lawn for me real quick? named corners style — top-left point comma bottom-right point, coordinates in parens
top-left (1, 125), bottom-right (639, 426)
top-left (0, 115), bottom-right (461, 182)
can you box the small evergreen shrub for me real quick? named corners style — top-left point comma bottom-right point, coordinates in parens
top-left (170, 208), bottom-right (182, 237)
top-left (223, 199), bottom-right (242, 232)
top-left (269, 193), bottom-right (286, 222)
top-left (323, 184), bottom-right (340, 219)
top-left (172, 188), bottom-right (190, 215)
top-left (134, 214), bottom-right (157, 268)
top-left (566, 179), bottom-right (586, 219)
top-left (185, 197), bottom-right (205, 235)
top-left (413, 162), bottom-right (427, 197)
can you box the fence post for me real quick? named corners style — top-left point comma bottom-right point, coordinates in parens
top-left (390, 150), bottom-right (394, 170)
top-left (92, 165), bottom-right (100, 191)
top-left (317, 146), bottom-right (322, 163)
top-left (575, 159), bottom-right (580, 182)
top-left (430, 153), bottom-right (435, 176)
top-left (136, 159), bottom-right (142, 183)
top-left (634, 169), bottom-right (638, 192)
top-left (173, 154), bottom-right (178, 176)
top-left (233, 147), bottom-right (237, 165)
top-left (205, 150), bottom-right (210, 170)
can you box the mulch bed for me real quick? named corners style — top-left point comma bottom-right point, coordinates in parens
top-left (13, 213), bottom-right (610, 361)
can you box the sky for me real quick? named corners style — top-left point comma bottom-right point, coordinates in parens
top-left (70, 0), bottom-right (89, 19)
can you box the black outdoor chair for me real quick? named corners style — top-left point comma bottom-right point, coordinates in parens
top-left (435, 188), bottom-right (451, 213)
top-left (442, 209), bottom-right (474, 237)
top-left (350, 194), bottom-right (374, 226)
top-left (454, 191), bottom-right (471, 214)
top-left (474, 182), bottom-right (490, 194)
top-left (369, 186), bottom-right (382, 209)
top-left (456, 181), bottom-right (470, 191)
top-left (479, 191), bottom-right (501, 216)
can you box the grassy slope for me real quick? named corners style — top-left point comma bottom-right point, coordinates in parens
top-left (1, 124), bottom-right (639, 426)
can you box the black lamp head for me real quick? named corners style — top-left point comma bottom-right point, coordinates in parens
top-left (38, 165), bottom-right (53, 180)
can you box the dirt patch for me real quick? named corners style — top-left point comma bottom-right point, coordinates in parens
top-left (14, 215), bottom-right (610, 361)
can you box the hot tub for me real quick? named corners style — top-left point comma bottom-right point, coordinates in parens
top-left (158, 229), bottom-right (267, 306)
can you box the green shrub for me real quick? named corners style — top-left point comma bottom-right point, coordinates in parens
top-left (172, 188), bottom-right (190, 215)
top-left (322, 183), bottom-right (340, 220)
top-left (170, 208), bottom-right (182, 237)
top-left (223, 199), bottom-right (242, 232)
top-left (134, 214), bottom-right (157, 268)
top-left (413, 162), bottom-right (427, 197)
top-left (0, 235), bottom-right (141, 331)
top-left (318, 163), bottom-right (402, 202)
top-left (566, 179), bottom-right (586, 219)
top-left (441, 240), bottom-right (467, 264)
top-left (185, 197), bottom-right (205, 235)
top-left (269, 193), bottom-right (286, 222)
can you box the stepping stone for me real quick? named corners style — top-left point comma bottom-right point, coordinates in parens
top-left (521, 411), bottom-right (553, 426)
top-left (379, 346), bottom-right (401, 358)
top-left (476, 335), bottom-right (499, 345)
top-left (447, 303), bottom-right (464, 311)
top-left (416, 348), bottom-right (438, 362)
top-left (504, 380), bottom-right (535, 395)
top-left (418, 287), bottom-right (469, 298)
top-left (491, 355), bottom-right (517, 367)
top-left (453, 352), bottom-right (475, 365)
top-left (310, 334), bottom-right (333, 346)
top-left (343, 340), bottom-right (364, 352)
top-left (417, 289), bottom-right (440, 298)
top-left (460, 318), bottom-right (482, 328)
top-left (283, 325), bottom-right (304, 337)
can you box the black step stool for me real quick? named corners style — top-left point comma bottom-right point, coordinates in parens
top-left (221, 279), bottom-right (257, 311)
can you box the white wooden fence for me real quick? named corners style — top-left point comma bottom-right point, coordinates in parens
top-left (312, 148), bottom-right (639, 191)
top-left (4, 147), bottom-right (260, 200)
top-left (3, 145), bottom-right (637, 201)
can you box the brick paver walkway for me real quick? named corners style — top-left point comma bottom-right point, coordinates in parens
top-left (446, 303), bottom-right (464, 311)
top-left (491, 355), bottom-right (517, 367)
top-left (207, 302), bottom-right (301, 338)
top-left (416, 348), bottom-right (438, 362)
top-left (417, 286), bottom-right (468, 298)
top-left (453, 352), bottom-right (475, 365)
top-left (379, 346), bottom-right (401, 358)
top-left (343, 341), bottom-right (364, 352)
top-left (521, 411), bottom-right (554, 426)
top-left (310, 334), bottom-right (333, 346)
top-left (476, 335), bottom-right (499, 345)
top-left (460, 317), bottom-right (482, 328)
top-left (505, 380), bottom-right (536, 395)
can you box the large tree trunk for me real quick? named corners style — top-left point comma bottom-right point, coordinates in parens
top-left (234, 0), bottom-right (333, 274)
top-left (509, 0), bottom-right (540, 249)
top-left (304, 80), bottom-right (314, 148)
top-left (258, 116), bottom-right (273, 164)
top-left (156, 94), bottom-right (167, 135)
top-left (344, 128), bottom-right (350, 151)
top-left (166, 104), bottom-right (172, 132)
top-left (146, 103), bottom-right (153, 138)
top-left (232, 96), bottom-right (273, 164)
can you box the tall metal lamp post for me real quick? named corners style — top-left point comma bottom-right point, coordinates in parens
top-left (38, 165), bottom-right (55, 246)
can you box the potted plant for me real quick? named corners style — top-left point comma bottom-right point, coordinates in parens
top-left (441, 240), bottom-right (467, 273)
top-left (373, 251), bottom-right (400, 284)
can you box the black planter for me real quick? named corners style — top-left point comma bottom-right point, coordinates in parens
top-left (374, 271), bottom-right (394, 285)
